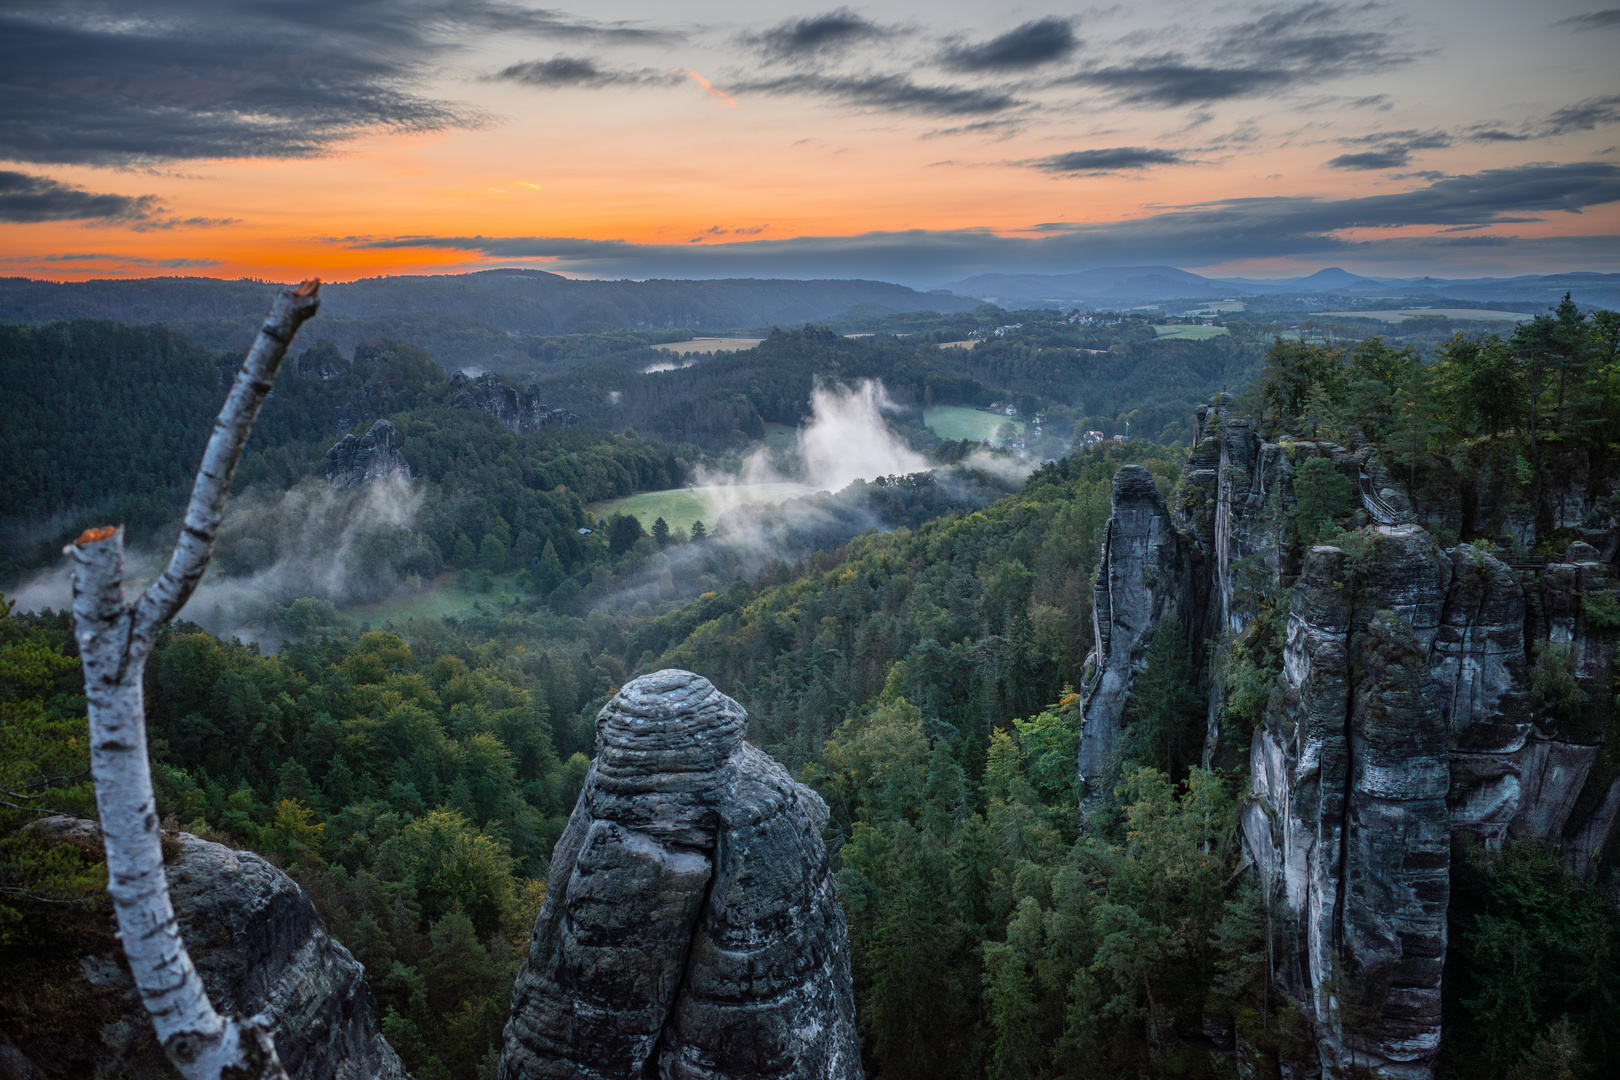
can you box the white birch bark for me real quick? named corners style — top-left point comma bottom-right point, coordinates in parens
top-left (67, 280), bottom-right (321, 1080)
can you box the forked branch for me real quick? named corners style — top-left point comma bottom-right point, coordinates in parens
top-left (68, 280), bottom-right (320, 1080)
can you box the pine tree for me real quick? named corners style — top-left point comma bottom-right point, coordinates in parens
top-left (651, 516), bottom-right (671, 546)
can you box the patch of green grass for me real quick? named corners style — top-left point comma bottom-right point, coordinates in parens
top-left (925, 405), bottom-right (1024, 443)
top-left (1153, 324), bottom-right (1230, 340)
top-left (345, 572), bottom-right (517, 624)
top-left (591, 483), bottom-right (818, 532)
top-left (763, 422), bottom-right (798, 449)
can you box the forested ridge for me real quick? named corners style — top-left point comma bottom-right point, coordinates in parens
top-left (6, 295), bottom-right (1620, 1078)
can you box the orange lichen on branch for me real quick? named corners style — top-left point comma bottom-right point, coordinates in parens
top-left (293, 278), bottom-right (321, 297)
top-left (75, 525), bottom-right (118, 545)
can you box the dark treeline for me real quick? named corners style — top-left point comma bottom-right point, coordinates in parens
top-left (0, 271), bottom-right (978, 367)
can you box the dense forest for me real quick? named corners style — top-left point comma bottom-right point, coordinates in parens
top-left (5, 293), bottom-right (1620, 1079)
top-left (0, 271), bottom-right (979, 369)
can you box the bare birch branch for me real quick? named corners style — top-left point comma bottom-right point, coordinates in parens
top-left (68, 280), bottom-right (320, 1080)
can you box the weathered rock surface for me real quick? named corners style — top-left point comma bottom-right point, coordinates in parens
top-left (500, 669), bottom-right (862, 1080)
top-left (1084, 399), bottom-right (1620, 1079)
top-left (325, 419), bottom-right (412, 488)
top-left (19, 816), bottom-right (408, 1080)
top-left (449, 371), bottom-right (578, 433)
top-left (1077, 464), bottom-right (1196, 783)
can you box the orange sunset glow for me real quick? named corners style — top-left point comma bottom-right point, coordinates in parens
top-left (3, 1), bottom-right (1617, 285)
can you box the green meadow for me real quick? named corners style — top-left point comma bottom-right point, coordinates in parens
top-left (590, 482), bottom-right (818, 532)
top-left (1153, 324), bottom-right (1230, 340)
top-left (924, 405), bottom-right (1025, 442)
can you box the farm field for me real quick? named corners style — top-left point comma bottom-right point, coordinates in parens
top-left (1316, 308), bottom-right (1534, 323)
top-left (936, 340), bottom-right (979, 350)
top-left (591, 482), bottom-right (818, 532)
top-left (925, 405), bottom-right (1024, 442)
top-left (651, 337), bottom-right (766, 355)
top-left (1154, 324), bottom-right (1230, 340)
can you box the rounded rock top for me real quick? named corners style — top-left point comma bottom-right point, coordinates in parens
top-left (595, 669), bottom-right (748, 773)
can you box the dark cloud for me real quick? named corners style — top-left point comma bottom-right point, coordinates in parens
top-left (729, 72), bottom-right (1019, 116)
top-left (1469, 128), bottom-right (1533, 142)
top-left (36, 252), bottom-right (220, 267)
top-left (1327, 128), bottom-right (1452, 170)
top-left (493, 57), bottom-right (683, 88)
top-left (944, 18), bottom-right (1077, 72)
top-left (1327, 149), bottom-right (1409, 169)
top-left (1547, 95), bottom-right (1620, 135)
top-left (750, 9), bottom-right (886, 57)
top-left (1066, 2), bottom-right (1413, 106)
top-left (0, 1), bottom-right (672, 165)
top-left (0, 170), bottom-right (156, 223)
top-left (349, 162), bottom-right (1620, 284)
top-left (1554, 9), bottom-right (1620, 30)
top-left (1028, 147), bottom-right (1187, 173)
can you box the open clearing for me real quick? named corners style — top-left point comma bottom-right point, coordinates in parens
top-left (937, 340), bottom-right (979, 350)
top-left (1316, 308), bottom-right (1534, 323)
top-left (925, 405), bottom-right (1024, 443)
top-left (1154, 324), bottom-right (1230, 340)
top-left (346, 571), bottom-right (520, 625)
top-left (651, 337), bottom-right (766, 355)
top-left (591, 482), bottom-right (819, 532)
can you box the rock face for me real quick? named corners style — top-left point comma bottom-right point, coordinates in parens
top-left (325, 419), bottom-right (412, 488)
top-left (1078, 464), bottom-right (1195, 783)
top-left (22, 816), bottom-right (408, 1080)
top-left (500, 669), bottom-right (863, 1080)
top-left (1246, 533), bottom-right (1452, 1079)
top-left (449, 371), bottom-right (578, 433)
top-left (1082, 398), bottom-right (1620, 1079)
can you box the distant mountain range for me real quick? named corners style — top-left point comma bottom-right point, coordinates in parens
top-left (945, 267), bottom-right (1620, 310)
top-left (0, 269), bottom-right (979, 334)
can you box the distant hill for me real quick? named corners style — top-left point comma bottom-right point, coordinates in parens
top-left (946, 267), bottom-right (1620, 309)
top-left (0, 270), bottom-right (981, 366)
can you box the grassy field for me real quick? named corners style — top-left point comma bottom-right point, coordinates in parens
top-left (1154, 324), bottom-right (1230, 340)
top-left (651, 337), bottom-right (766, 355)
top-left (936, 340), bottom-right (979, 350)
top-left (345, 572), bottom-right (519, 625)
top-left (925, 405), bottom-right (1024, 442)
top-left (591, 482), bottom-right (818, 532)
top-left (1316, 308), bottom-right (1533, 323)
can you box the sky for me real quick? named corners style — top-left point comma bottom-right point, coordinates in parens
top-left (1, 0), bottom-right (1618, 287)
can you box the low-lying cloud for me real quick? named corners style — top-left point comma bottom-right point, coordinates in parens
top-left (353, 162), bottom-right (1620, 283)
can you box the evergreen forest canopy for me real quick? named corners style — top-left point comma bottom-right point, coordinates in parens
top-left (3, 285), bottom-right (1620, 1079)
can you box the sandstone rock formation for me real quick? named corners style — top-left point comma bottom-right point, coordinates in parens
top-left (1077, 464), bottom-right (1195, 783)
top-left (449, 371), bottom-right (578, 433)
top-left (325, 419), bottom-right (411, 488)
top-left (500, 669), bottom-right (862, 1080)
top-left (1082, 395), bottom-right (1620, 1078)
top-left (18, 816), bottom-right (408, 1080)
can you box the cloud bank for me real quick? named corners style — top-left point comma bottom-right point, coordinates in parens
top-left (352, 162), bottom-right (1620, 283)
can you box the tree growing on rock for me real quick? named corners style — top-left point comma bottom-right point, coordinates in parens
top-left (66, 281), bottom-right (321, 1080)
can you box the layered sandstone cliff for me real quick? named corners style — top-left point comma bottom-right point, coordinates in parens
top-left (17, 816), bottom-right (408, 1080)
top-left (500, 669), bottom-right (862, 1080)
top-left (449, 372), bottom-right (578, 433)
top-left (1079, 398), bottom-right (1620, 1079)
top-left (325, 419), bottom-right (412, 488)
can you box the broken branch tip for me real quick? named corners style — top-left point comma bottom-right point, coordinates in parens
top-left (75, 525), bottom-right (118, 546)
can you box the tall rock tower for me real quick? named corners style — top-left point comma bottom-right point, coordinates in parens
top-left (500, 669), bottom-right (864, 1080)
